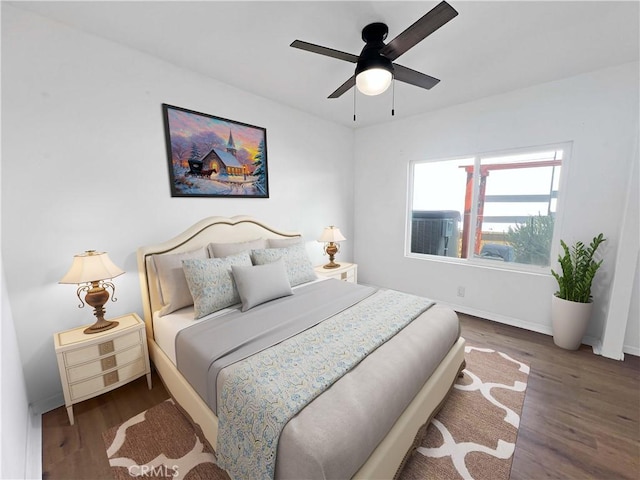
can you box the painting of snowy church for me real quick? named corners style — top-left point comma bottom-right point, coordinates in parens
top-left (162, 104), bottom-right (269, 198)
top-left (189, 131), bottom-right (249, 178)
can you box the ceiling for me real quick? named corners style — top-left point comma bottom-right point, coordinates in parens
top-left (8, 1), bottom-right (640, 128)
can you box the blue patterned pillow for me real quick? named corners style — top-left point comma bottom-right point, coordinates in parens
top-left (182, 252), bottom-right (252, 319)
top-left (251, 243), bottom-right (317, 287)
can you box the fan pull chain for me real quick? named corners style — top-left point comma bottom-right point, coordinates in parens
top-left (392, 79), bottom-right (395, 117)
top-left (353, 86), bottom-right (357, 122)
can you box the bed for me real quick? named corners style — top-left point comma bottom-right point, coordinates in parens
top-left (137, 215), bottom-right (465, 479)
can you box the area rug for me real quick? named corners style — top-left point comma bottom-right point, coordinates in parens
top-left (399, 345), bottom-right (529, 479)
top-left (102, 399), bottom-right (225, 480)
top-left (103, 345), bottom-right (528, 480)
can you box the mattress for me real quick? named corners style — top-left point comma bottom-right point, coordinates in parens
top-left (153, 304), bottom-right (234, 365)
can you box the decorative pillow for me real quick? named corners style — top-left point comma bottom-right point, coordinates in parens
top-left (207, 238), bottom-right (267, 258)
top-left (251, 243), bottom-right (317, 287)
top-left (182, 252), bottom-right (252, 319)
top-left (267, 236), bottom-right (304, 248)
top-left (152, 247), bottom-right (208, 316)
top-left (231, 258), bottom-right (293, 312)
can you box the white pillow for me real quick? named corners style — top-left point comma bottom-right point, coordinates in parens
top-left (267, 237), bottom-right (303, 248)
top-left (152, 247), bottom-right (207, 316)
top-left (231, 258), bottom-right (293, 312)
top-left (251, 243), bottom-right (317, 287)
top-left (207, 238), bottom-right (267, 258)
top-left (182, 252), bottom-right (252, 319)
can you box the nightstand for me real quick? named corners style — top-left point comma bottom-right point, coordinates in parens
top-left (54, 312), bottom-right (152, 425)
top-left (314, 262), bottom-right (358, 283)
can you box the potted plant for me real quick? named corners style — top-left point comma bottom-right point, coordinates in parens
top-left (550, 233), bottom-right (606, 350)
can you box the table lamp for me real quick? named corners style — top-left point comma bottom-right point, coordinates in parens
top-left (318, 226), bottom-right (346, 269)
top-left (59, 250), bottom-right (124, 334)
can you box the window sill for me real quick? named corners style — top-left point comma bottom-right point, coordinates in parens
top-left (405, 252), bottom-right (552, 277)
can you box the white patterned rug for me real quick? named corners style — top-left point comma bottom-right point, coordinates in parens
top-left (103, 345), bottom-right (528, 480)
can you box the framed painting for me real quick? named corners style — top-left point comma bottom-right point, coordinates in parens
top-left (162, 104), bottom-right (269, 198)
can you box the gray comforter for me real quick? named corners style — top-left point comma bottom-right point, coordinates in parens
top-left (176, 280), bottom-right (460, 479)
top-left (176, 280), bottom-right (375, 412)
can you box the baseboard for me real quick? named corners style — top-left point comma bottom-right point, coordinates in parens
top-left (25, 406), bottom-right (42, 480)
top-left (587, 337), bottom-right (603, 355)
top-left (443, 302), bottom-right (553, 337)
top-left (31, 392), bottom-right (64, 415)
top-left (440, 302), bottom-right (601, 355)
top-left (623, 344), bottom-right (640, 357)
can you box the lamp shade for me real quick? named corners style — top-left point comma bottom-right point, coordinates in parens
top-left (318, 226), bottom-right (346, 243)
top-left (59, 250), bottom-right (124, 284)
top-left (356, 68), bottom-right (393, 96)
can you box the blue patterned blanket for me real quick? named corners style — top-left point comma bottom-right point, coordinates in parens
top-left (216, 288), bottom-right (434, 480)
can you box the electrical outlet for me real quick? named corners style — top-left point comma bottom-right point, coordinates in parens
top-left (457, 286), bottom-right (465, 297)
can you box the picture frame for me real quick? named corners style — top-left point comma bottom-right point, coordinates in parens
top-left (162, 104), bottom-right (269, 198)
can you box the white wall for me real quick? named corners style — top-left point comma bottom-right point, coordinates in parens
top-left (1, 264), bottom-right (40, 479)
top-left (1, 5), bottom-right (354, 410)
top-left (354, 62), bottom-right (639, 357)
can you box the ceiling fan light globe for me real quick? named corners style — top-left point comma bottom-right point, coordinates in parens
top-left (356, 68), bottom-right (393, 96)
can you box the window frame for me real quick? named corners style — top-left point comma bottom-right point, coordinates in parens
top-left (405, 142), bottom-right (572, 274)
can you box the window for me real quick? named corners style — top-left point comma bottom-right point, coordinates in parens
top-left (408, 144), bottom-right (568, 269)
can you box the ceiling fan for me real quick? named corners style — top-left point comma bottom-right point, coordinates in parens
top-left (290, 1), bottom-right (458, 99)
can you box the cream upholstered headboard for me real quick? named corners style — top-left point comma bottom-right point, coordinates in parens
top-left (136, 215), bottom-right (301, 340)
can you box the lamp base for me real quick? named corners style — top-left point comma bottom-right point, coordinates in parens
top-left (323, 242), bottom-right (341, 269)
top-left (82, 283), bottom-right (119, 334)
top-left (323, 261), bottom-right (341, 269)
top-left (84, 319), bottom-right (119, 334)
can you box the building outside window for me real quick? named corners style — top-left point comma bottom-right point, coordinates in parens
top-left (407, 144), bottom-right (568, 270)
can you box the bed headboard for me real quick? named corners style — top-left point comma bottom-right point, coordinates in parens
top-left (136, 215), bottom-right (301, 340)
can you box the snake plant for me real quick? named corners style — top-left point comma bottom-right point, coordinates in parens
top-left (551, 233), bottom-right (606, 303)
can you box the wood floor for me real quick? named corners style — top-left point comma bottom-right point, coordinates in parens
top-left (42, 314), bottom-right (640, 479)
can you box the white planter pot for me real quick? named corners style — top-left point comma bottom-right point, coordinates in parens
top-left (551, 294), bottom-right (593, 350)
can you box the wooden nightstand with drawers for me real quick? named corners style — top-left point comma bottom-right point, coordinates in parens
top-left (54, 312), bottom-right (152, 425)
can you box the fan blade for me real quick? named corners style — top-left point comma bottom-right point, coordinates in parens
top-left (381, 1), bottom-right (458, 61)
top-left (290, 40), bottom-right (359, 63)
top-left (392, 64), bottom-right (440, 90)
top-left (328, 76), bottom-right (356, 98)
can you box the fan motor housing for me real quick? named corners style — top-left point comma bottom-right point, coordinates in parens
top-left (357, 23), bottom-right (393, 77)
top-left (355, 47), bottom-right (394, 76)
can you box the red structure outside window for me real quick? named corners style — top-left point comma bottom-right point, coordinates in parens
top-left (460, 159), bottom-right (562, 258)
